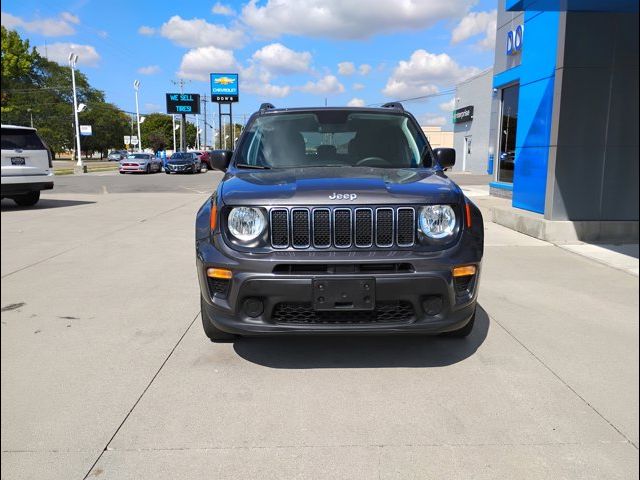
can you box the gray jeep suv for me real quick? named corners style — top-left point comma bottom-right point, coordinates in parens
top-left (195, 103), bottom-right (484, 342)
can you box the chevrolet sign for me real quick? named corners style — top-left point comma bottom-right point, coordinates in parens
top-left (210, 73), bottom-right (239, 103)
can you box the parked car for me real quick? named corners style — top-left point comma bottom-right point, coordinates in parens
top-left (108, 150), bottom-right (128, 161)
top-left (190, 150), bottom-right (211, 170)
top-left (195, 102), bottom-right (484, 342)
top-left (1, 124), bottom-right (53, 206)
top-left (119, 153), bottom-right (163, 174)
top-left (165, 152), bottom-right (202, 174)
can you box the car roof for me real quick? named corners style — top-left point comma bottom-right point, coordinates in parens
top-left (257, 106), bottom-right (406, 115)
top-left (1, 124), bottom-right (37, 131)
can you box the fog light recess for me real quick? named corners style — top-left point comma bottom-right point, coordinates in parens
top-left (243, 297), bottom-right (264, 318)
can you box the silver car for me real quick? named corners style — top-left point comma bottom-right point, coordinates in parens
top-left (119, 153), bottom-right (163, 174)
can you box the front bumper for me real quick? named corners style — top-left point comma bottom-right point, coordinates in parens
top-left (120, 163), bottom-right (147, 172)
top-left (197, 237), bottom-right (481, 336)
top-left (166, 163), bottom-right (193, 173)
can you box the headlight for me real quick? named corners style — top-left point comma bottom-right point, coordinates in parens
top-left (228, 207), bottom-right (266, 242)
top-left (418, 205), bottom-right (457, 239)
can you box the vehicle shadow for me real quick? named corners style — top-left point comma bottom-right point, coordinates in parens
top-left (0, 198), bottom-right (95, 211)
top-left (234, 305), bottom-right (490, 369)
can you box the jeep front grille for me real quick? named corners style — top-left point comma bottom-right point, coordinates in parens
top-left (270, 206), bottom-right (416, 249)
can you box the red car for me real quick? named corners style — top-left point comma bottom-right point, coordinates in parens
top-left (190, 151), bottom-right (211, 170)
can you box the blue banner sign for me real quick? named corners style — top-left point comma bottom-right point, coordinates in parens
top-left (210, 73), bottom-right (239, 103)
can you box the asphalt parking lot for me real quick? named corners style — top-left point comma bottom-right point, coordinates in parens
top-left (1, 172), bottom-right (638, 479)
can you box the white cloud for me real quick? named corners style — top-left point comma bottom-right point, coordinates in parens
top-left (138, 25), bottom-right (155, 36)
top-left (252, 43), bottom-right (311, 74)
top-left (451, 10), bottom-right (497, 50)
top-left (159, 15), bottom-right (245, 49)
top-left (246, 82), bottom-right (292, 98)
top-left (382, 49), bottom-right (480, 98)
top-left (240, 0), bottom-right (473, 39)
top-left (338, 61), bottom-right (356, 76)
top-left (138, 65), bottom-right (161, 75)
top-left (298, 75), bottom-right (344, 95)
top-left (347, 97), bottom-right (365, 107)
top-left (1, 11), bottom-right (79, 36)
top-left (239, 63), bottom-right (293, 98)
top-left (178, 46), bottom-right (236, 81)
top-left (60, 12), bottom-right (80, 25)
top-left (212, 2), bottom-right (235, 15)
top-left (439, 98), bottom-right (456, 112)
top-left (36, 42), bottom-right (100, 66)
top-left (358, 64), bottom-right (372, 75)
top-left (352, 82), bottom-right (365, 91)
top-left (418, 113), bottom-right (448, 126)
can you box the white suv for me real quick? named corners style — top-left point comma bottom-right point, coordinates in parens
top-left (1, 124), bottom-right (54, 206)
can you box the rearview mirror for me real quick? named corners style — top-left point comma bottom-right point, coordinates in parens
top-left (433, 148), bottom-right (455, 169)
top-left (209, 150), bottom-right (233, 171)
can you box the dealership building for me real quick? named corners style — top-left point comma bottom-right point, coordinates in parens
top-left (454, 0), bottom-right (638, 240)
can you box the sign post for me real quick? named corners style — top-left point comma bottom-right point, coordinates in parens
top-left (210, 73), bottom-right (239, 150)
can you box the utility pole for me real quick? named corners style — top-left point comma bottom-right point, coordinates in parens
top-left (171, 78), bottom-right (189, 151)
top-left (172, 115), bottom-right (176, 152)
top-left (202, 95), bottom-right (208, 149)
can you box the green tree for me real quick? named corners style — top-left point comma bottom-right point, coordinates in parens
top-left (80, 103), bottom-right (130, 157)
top-left (140, 113), bottom-right (173, 151)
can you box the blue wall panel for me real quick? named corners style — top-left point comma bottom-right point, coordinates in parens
top-left (501, 10), bottom-right (560, 214)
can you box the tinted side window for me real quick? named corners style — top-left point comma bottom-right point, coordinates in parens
top-left (1, 128), bottom-right (46, 150)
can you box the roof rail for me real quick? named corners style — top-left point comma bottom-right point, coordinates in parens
top-left (381, 102), bottom-right (404, 112)
top-left (259, 103), bottom-right (276, 111)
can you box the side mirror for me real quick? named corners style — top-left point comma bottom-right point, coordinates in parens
top-left (433, 147), bottom-right (455, 169)
top-left (209, 150), bottom-right (233, 171)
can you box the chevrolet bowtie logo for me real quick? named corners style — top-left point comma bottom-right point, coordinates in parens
top-left (214, 76), bottom-right (236, 85)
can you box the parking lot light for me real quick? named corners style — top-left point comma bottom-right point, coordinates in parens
top-left (133, 80), bottom-right (142, 152)
top-left (68, 52), bottom-right (83, 170)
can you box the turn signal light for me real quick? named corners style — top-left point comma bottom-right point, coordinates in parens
top-left (465, 202), bottom-right (472, 228)
top-left (210, 205), bottom-right (217, 231)
top-left (207, 268), bottom-right (232, 279)
top-left (452, 265), bottom-right (477, 277)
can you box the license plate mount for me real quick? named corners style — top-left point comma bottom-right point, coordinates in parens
top-left (312, 278), bottom-right (375, 311)
top-left (11, 157), bottom-right (26, 166)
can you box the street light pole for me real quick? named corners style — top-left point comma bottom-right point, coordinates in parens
top-left (68, 53), bottom-right (83, 171)
top-left (133, 80), bottom-right (142, 152)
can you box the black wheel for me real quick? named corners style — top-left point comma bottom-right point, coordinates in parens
top-left (165, 170), bottom-right (171, 174)
top-left (441, 310), bottom-right (475, 338)
top-left (146, 164), bottom-right (151, 174)
top-left (13, 191), bottom-right (40, 206)
top-left (119, 171), bottom-right (125, 174)
top-left (201, 297), bottom-right (236, 342)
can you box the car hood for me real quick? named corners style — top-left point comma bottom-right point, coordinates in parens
top-left (122, 159), bottom-right (148, 163)
top-left (220, 167), bottom-right (462, 206)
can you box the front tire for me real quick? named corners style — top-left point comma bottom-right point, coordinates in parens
top-left (201, 297), bottom-right (236, 342)
top-left (165, 170), bottom-right (171, 174)
top-left (146, 164), bottom-right (151, 174)
top-left (13, 191), bottom-right (40, 206)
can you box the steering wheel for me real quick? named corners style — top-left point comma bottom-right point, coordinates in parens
top-left (355, 156), bottom-right (391, 167)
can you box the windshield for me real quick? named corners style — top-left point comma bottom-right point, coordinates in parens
top-left (235, 111), bottom-right (430, 169)
top-left (170, 152), bottom-right (191, 159)
top-left (127, 154), bottom-right (148, 159)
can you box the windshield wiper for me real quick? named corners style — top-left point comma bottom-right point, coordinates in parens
top-left (235, 163), bottom-right (271, 170)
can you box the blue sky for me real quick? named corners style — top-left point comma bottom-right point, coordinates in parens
top-left (2, 0), bottom-right (497, 130)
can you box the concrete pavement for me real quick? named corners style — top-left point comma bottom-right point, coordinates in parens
top-left (1, 178), bottom-right (638, 479)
